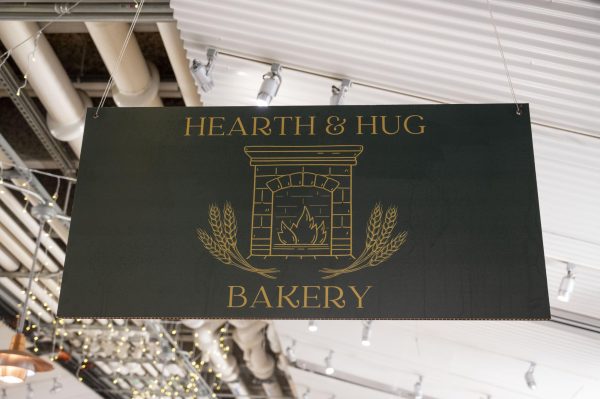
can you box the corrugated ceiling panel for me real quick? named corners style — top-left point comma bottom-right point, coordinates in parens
top-left (173, 0), bottom-right (600, 136)
top-left (275, 319), bottom-right (600, 399)
top-left (171, 2), bottom-right (600, 395)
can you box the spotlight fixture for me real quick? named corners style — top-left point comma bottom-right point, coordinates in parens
top-left (256, 63), bottom-right (282, 106)
top-left (49, 377), bottom-right (63, 394)
top-left (413, 376), bottom-right (423, 399)
top-left (330, 79), bottom-right (352, 105)
top-left (285, 339), bottom-right (297, 363)
top-left (361, 320), bottom-right (373, 347)
top-left (26, 383), bottom-right (33, 399)
top-left (190, 47), bottom-right (218, 92)
top-left (557, 263), bottom-right (576, 302)
top-left (524, 362), bottom-right (536, 390)
top-left (324, 350), bottom-right (335, 375)
top-left (302, 388), bottom-right (310, 399)
top-left (308, 320), bottom-right (318, 332)
top-left (0, 206), bottom-right (54, 384)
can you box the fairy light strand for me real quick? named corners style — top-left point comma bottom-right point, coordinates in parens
top-left (0, 1), bottom-right (84, 65)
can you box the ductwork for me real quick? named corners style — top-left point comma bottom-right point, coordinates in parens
top-left (85, 22), bottom-right (162, 107)
top-left (157, 22), bottom-right (201, 106)
top-left (229, 320), bottom-right (284, 398)
top-left (185, 320), bottom-right (251, 398)
top-left (0, 21), bottom-right (90, 156)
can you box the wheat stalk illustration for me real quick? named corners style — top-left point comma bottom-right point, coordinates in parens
top-left (197, 203), bottom-right (279, 279)
top-left (320, 203), bottom-right (407, 279)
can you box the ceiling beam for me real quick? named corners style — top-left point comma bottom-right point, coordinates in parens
top-left (0, 2), bottom-right (173, 22)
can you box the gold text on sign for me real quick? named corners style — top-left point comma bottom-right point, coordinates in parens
top-left (227, 285), bottom-right (373, 309)
top-left (183, 115), bottom-right (426, 137)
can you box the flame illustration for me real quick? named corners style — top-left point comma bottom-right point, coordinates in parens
top-left (277, 206), bottom-right (327, 245)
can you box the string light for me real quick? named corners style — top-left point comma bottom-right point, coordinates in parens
top-left (16, 32), bottom-right (41, 97)
top-left (0, 49), bottom-right (11, 69)
top-left (0, 1), bottom-right (83, 67)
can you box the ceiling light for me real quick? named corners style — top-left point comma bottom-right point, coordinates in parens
top-left (302, 388), bottom-right (310, 399)
top-left (557, 263), bottom-right (575, 302)
top-left (413, 376), bottom-right (423, 399)
top-left (307, 320), bottom-right (318, 332)
top-left (330, 79), bottom-right (352, 105)
top-left (361, 320), bottom-right (372, 347)
top-left (26, 383), bottom-right (33, 399)
top-left (285, 339), bottom-right (297, 363)
top-left (324, 350), bottom-right (335, 375)
top-left (190, 48), bottom-right (218, 92)
top-left (524, 362), bottom-right (536, 390)
top-left (256, 63), bottom-right (282, 106)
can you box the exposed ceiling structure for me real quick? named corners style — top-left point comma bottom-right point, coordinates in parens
top-left (0, 0), bottom-right (598, 399)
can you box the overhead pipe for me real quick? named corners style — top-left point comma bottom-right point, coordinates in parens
top-left (0, 245), bottom-right (59, 314)
top-left (0, 21), bottom-right (91, 156)
top-left (185, 320), bottom-right (251, 398)
top-left (229, 320), bottom-right (284, 398)
top-left (0, 210), bottom-right (63, 275)
top-left (0, 224), bottom-right (61, 298)
top-left (0, 277), bottom-right (53, 323)
top-left (0, 190), bottom-right (66, 263)
top-left (157, 22), bottom-right (202, 106)
top-left (0, 2), bottom-right (173, 22)
top-left (85, 22), bottom-right (162, 107)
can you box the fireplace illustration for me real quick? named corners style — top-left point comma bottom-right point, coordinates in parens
top-left (244, 145), bottom-right (363, 258)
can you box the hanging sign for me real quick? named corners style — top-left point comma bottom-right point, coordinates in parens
top-left (58, 104), bottom-right (550, 319)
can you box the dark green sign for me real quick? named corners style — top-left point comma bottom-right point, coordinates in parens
top-left (58, 104), bottom-right (550, 319)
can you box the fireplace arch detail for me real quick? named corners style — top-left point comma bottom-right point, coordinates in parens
top-left (245, 145), bottom-right (363, 258)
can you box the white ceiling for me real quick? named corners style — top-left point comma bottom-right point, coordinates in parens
top-left (275, 319), bottom-right (600, 399)
top-left (0, 323), bottom-right (102, 399)
top-left (170, 0), bottom-right (600, 398)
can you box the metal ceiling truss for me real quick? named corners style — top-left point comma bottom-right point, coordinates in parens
top-left (0, 62), bottom-right (77, 177)
top-left (0, 1), bottom-right (174, 22)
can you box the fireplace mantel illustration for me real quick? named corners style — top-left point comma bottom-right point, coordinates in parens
top-left (244, 145), bottom-right (363, 258)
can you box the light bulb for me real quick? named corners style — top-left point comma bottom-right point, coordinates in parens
top-left (308, 320), bottom-right (318, 332)
top-left (413, 376), bottom-right (423, 399)
top-left (557, 264), bottom-right (575, 302)
top-left (330, 79), bottom-right (352, 105)
top-left (324, 351), bottom-right (334, 375)
top-left (190, 48), bottom-right (218, 93)
top-left (256, 63), bottom-right (282, 106)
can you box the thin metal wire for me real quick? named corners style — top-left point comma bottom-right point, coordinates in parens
top-left (487, 0), bottom-right (521, 115)
top-left (94, 0), bottom-right (146, 118)
top-left (17, 220), bottom-right (46, 333)
top-left (0, 1), bottom-right (84, 62)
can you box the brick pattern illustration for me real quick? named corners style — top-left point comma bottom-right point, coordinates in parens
top-left (244, 146), bottom-right (363, 258)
